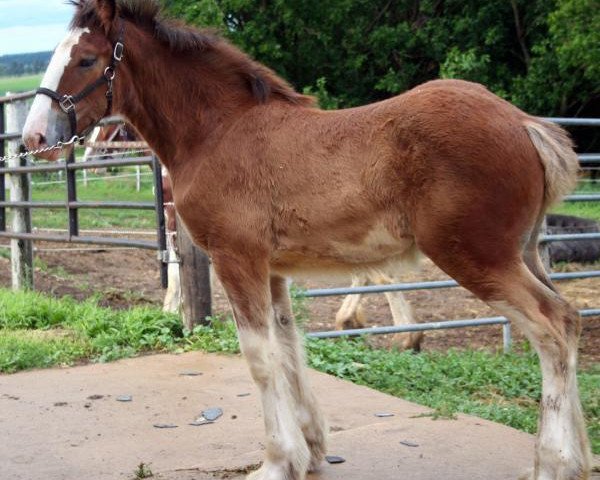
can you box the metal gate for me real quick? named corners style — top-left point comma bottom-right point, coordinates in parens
top-left (0, 91), bottom-right (168, 288)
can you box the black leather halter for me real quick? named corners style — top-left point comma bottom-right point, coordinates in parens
top-left (36, 21), bottom-right (125, 139)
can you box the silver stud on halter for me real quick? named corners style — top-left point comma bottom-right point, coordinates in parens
top-left (59, 95), bottom-right (76, 113)
top-left (113, 42), bottom-right (124, 62)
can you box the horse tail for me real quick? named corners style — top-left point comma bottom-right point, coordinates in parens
top-left (524, 119), bottom-right (579, 210)
top-left (521, 119), bottom-right (579, 289)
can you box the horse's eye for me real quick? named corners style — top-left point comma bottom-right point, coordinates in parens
top-left (79, 57), bottom-right (97, 68)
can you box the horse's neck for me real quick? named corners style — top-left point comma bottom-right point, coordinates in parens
top-left (114, 32), bottom-right (252, 174)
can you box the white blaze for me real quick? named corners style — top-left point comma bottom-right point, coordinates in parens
top-left (23, 28), bottom-right (89, 139)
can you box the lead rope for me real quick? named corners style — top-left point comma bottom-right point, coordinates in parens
top-left (0, 135), bottom-right (81, 163)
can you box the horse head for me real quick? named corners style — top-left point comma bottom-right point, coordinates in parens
top-left (23, 0), bottom-right (121, 161)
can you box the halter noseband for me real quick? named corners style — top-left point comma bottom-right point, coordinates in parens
top-left (37, 21), bottom-right (125, 139)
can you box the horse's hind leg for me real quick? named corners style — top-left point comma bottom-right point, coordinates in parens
top-left (420, 240), bottom-right (590, 478)
top-left (335, 272), bottom-right (367, 330)
top-left (212, 253), bottom-right (310, 480)
top-left (271, 275), bottom-right (327, 471)
top-left (490, 267), bottom-right (590, 480)
top-left (366, 269), bottom-right (423, 351)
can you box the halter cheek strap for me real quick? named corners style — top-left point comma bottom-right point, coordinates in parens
top-left (36, 20), bottom-right (125, 139)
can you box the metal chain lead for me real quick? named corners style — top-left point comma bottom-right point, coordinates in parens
top-left (0, 135), bottom-right (81, 163)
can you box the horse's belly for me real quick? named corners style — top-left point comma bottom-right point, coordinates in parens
top-left (270, 223), bottom-right (415, 275)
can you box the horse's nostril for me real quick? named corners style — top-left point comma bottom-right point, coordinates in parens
top-left (38, 133), bottom-right (47, 146)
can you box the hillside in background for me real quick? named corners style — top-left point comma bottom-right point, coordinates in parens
top-left (0, 51), bottom-right (51, 77)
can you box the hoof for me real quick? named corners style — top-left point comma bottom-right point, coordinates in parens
top-left (335, 305), bottom-right (367, 331)
top-left (390, 331), bottom-right (423, 352)
top-left (306, 435), bottom-right (326, 472)
top-left (246, 462), bottom-right (305, 480)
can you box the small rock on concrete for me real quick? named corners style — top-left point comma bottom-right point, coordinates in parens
top-left (116, 395), bottom-right (133, 402)
top-left (87, 394), bottom-right (104, 400)
top-left (400, 440), bottom-right (419, 447)
top-left (189, 419), bottom-right (214, 426)
top-left (179, 371), bottom-right (203, 376)
top-left (375, 413), bottom-right (394, 417)
top-left (153, 423), bottom-right (178, 429)
top-left (201, 407), bottom-right (223, 421)
top-left (325, 456), bottom-right (346, 464)
top-left (236, 393), bottom-right (251, 397)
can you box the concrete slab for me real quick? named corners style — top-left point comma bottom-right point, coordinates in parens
top-left (0, 351), bottom-right (536, 480)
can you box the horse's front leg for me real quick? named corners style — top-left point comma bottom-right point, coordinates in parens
top-left (212, 252), bottom-right (310, 480)
top-left (270, 275), bottom-right (327, 471)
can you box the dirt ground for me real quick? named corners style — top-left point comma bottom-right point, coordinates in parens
top-left (0, 238), bottom-right (598, 366)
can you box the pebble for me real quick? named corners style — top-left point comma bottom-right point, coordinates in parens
top-left (87, 394), bottom-right (104, 400)
top-left (400, 440), bottom-right (419, 447)
top-left (325, 456), bottom-right (346, 464)
top-left (237, 393), bottom-right (251, 397)
top-left (375, 413), bottom-right (394, 417)
top-left (202, 407), bottom-right (223, 421)
top-left (116, 395), bottom-right (133, 402)
top-left (189, 419), bottom-right (214, 426)
top-left (179, 371), bottom-right (203, 376)
top-left (153, 423), bottom-right (178, 429)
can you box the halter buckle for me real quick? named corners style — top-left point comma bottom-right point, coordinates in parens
top-left (59, 95), bottom-right (75, 113)
top-left (113, 42), bottom-right (124, 62)
top-left (104, 67), bottom-right (116, 81)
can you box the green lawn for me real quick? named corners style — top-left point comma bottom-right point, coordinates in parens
top-left (0, 288), bottom-right (597, 454)
top-left (24, 169), bottom-right (157, 230)
top-left (552, 182), bottom-right (600, 222)
top-left (0, 74), bottom-right (42, 96)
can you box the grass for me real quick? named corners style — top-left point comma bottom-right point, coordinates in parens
top-left (0, 288), bottom-right (598, 454)
top-left (552, 181), bottom-right (600, 221)
top-left (24, 170), bottom-right (156, 230)
top-left (0, 74), bottom-right (42, 96)
top-left (0, 288), bottom-right (184, 370)
top-left (133, 463), bottom-right (154, 479)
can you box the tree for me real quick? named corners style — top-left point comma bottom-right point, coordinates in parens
top-left (162, 0), bottom-right (598, 117)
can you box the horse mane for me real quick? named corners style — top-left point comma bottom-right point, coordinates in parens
top-left (69, 0), bottom-right (315, 107)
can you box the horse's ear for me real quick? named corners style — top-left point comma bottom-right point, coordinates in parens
top-left (95, 0), bottom-right (117, 34)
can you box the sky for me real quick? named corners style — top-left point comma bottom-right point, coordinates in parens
top-left (0, 0), bottom-right (73, 56)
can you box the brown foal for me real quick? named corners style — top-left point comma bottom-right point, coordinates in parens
top-left (22, 1), bottom-right (590, 479)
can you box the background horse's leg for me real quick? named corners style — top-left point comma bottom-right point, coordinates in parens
top-left (162, 233), bottom-right (180, 313)
top-left (212, 252), bottom-right (311, 480)
top-left (270, 275), bottom-right (327, 471)
top-left (335, 272), bottom-right (367, 330)
top-left (367, 269), bottom-right (423, 351)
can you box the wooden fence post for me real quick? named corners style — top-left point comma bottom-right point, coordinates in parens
top-left (176, 216), bottom-right (212, 330)
top-left (6, 94), bottom-right (33, 290)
